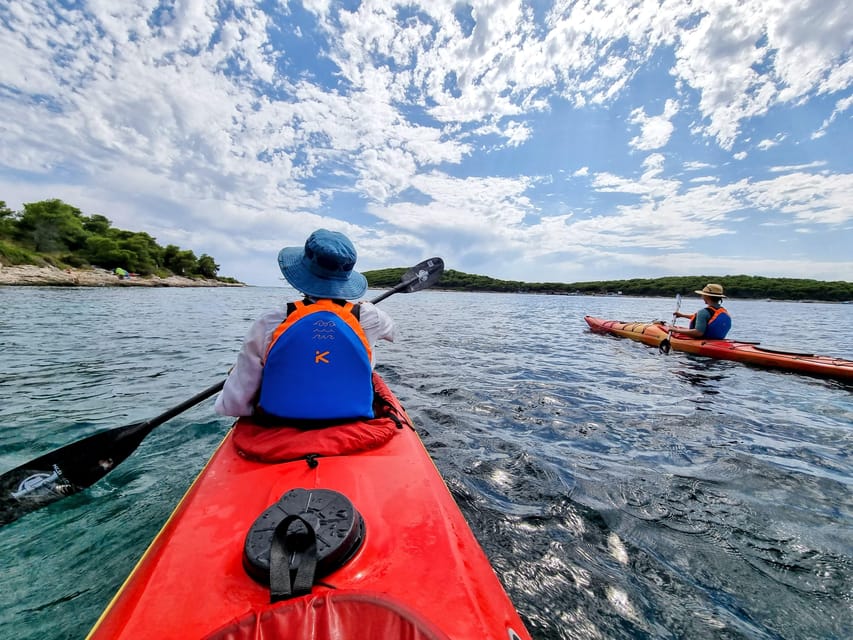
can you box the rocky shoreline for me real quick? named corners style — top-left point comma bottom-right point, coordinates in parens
top-left (0, 264), bottom-right (244, 287)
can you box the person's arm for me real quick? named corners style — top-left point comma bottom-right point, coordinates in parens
top-left (669, 308), bottom-right (710, 338)
top-left (670, 326), bottom-right (703, 338)
top-left (357, 302), bottom-right (395, 366)
top-left (214, 309), bottom-right (283, 416)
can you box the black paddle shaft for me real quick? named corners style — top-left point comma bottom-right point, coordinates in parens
top-left (0, 256), bottom-right (444, 526)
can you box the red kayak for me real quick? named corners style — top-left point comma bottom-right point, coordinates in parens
top-left (584, 316), bottom-right (853, 382)
top-left (86, 373), bottom-right (530, 640)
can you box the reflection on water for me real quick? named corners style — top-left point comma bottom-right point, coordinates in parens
top-left (0, 287), bottom-right (851, 640)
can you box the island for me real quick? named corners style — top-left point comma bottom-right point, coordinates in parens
top-left (363, 268), bottom-right (852, 303)
top-left (1, 198), bottom-right (242, 287)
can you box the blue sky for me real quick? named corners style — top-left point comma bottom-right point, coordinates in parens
top-left (1, 0), bottom-right (850, 286)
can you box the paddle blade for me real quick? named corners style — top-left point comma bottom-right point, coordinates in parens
top-left (401, 257), bottom-right (444, 292)
top-left (0, 420), bottom-right (154, 526)
top-left (369, 257), bottom-right (444, 304)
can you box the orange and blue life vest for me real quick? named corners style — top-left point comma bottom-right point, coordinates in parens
top-left (689, 305), bottom-right (731, 339)
top-left (257, 299), bottom-right (374, 421)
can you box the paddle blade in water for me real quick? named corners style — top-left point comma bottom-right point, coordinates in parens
top-left (0, 421), bottom-right (153, 526)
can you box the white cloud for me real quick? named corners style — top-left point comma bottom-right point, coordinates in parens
top-left (642, 153), bottom-right (667, 178)
top-left (757, 135), bottom-right (786, 151)
top-left (683, 161), bottom-right (714, 171)
top-left (374, 171), bottom-right (536, 236)
top-left (812, 93), bottom-right (853, 138)
top-left (746, 171), bottom-right (853, 225)
top-left (671, 0), bottom-right (851, 149)
top-left (768, 161), bottom-right (827, 173)
top-left (0, 0), bottom-right (850, 285)
top-left (628, 99), bottom-right (679, 150)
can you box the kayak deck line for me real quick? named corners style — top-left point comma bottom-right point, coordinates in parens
top-left (750, 345), bottom-right (814, 357)
top-left (86, 374), bottom-right (532, 640)
top-left (584, 316), bottom-right (853, 382)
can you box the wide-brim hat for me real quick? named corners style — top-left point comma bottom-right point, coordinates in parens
top-left (694, 283), bottom-right (725, 298)
top-left (278, 229), bottom-right (368, 300)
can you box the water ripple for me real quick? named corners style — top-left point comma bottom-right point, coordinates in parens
top-left (1, 289), bottom-right (851, 640)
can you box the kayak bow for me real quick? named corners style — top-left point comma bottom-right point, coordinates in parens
top-left (584, 316), bottom-right (853, 382)
top-left (86, 373), bottom-right (531, 640)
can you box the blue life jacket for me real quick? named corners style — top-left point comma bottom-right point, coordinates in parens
top-left (693, 305), bottom-right (731, 339)
top-left (257, 299), bottom-right (374, 422)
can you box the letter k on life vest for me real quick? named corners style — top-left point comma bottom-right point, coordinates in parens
top-left (258, 300), bottom-right (374, 421)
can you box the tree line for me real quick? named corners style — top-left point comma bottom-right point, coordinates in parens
top-left (365, 268), bottom-right (852, 302)
top-left (0, 198), bottom-right (234, 281)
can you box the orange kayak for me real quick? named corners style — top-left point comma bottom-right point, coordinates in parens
top-left (86, 374), bottom-right (530, 640)
top-left (584, 316), bottom-right (853, 382)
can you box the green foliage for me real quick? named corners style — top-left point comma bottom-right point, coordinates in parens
top-left (60, 253), bottom-right (88, 268)
top-left (15, 199), bottom-right (88, 253)
top-left (110, 231), bottom-right (161, 274)
top-left (0, 197), bottom-right (233, 281)
top-left (0, 239), bottom-right (45, 266)
top-left (196, 254), bottom-right (219, 278)
top-left (0, 201), bottom-right (16, 238)
top-left (84, 236), bottom-right (134, 271)
top-left (360, 267), bottom-right (407, 286)
top-left (364, 268), bottom-right (852, 302)
top-left (162, 245), bottom-right (180, 272)
top-left (83, 214), bottom-right (112, 235)
top-left (163, 246), bottom-right (198, 276)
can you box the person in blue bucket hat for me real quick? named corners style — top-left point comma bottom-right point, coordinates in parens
top-left (215, 229), bottom-right (395, 422)
top-left (277, 228), bottom-right (368, 299)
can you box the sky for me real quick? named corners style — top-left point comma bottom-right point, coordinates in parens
top-left (0, 0), bottom-right (851, 287)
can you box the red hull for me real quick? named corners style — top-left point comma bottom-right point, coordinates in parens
top-left (584, 316), bottom-right (853, 381)
top-left (87, 380), bottom-right (530, 639)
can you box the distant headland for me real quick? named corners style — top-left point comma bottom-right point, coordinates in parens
top-left (363, 267), bottom-right (852, 303)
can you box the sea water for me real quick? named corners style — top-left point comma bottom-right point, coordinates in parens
top-left (0, 286), bottom-right (851, 639)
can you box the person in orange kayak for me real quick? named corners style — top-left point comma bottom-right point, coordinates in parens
top-left (670, 283), bottom-right (732, 339)
top-left (215, 229), bottom-right (395, 421)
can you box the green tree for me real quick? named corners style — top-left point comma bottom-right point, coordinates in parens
top-left (165, 248), bottom-right (198, 276)
top-left (111, 231), bottom-right (161, 274)
top-left (0, 201), bottom-right (16, 239)
top-left (84, 236), bottom-right (133, 270)
top-left (83, 214), bottom-right (112, 235)
top-left (15, 199), bottom-right (88, 253)
top-left (195, 254), bottom-right (219, 278)
top-left (162, 244), bottom-right (180, 272)
top-left (0, 197), bottom-right (233, 281)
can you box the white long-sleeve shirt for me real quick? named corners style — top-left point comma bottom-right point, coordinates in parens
top-left (214, 301), bottom-right (395, 417)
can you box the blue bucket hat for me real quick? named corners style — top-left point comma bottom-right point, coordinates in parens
top-left (277, 229), bottom-right (368, 299)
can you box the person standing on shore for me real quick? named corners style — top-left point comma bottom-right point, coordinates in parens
top-left (669, 283), bottom-right (732, 339)
top-left (214, 229), bottom-right (395, 421)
